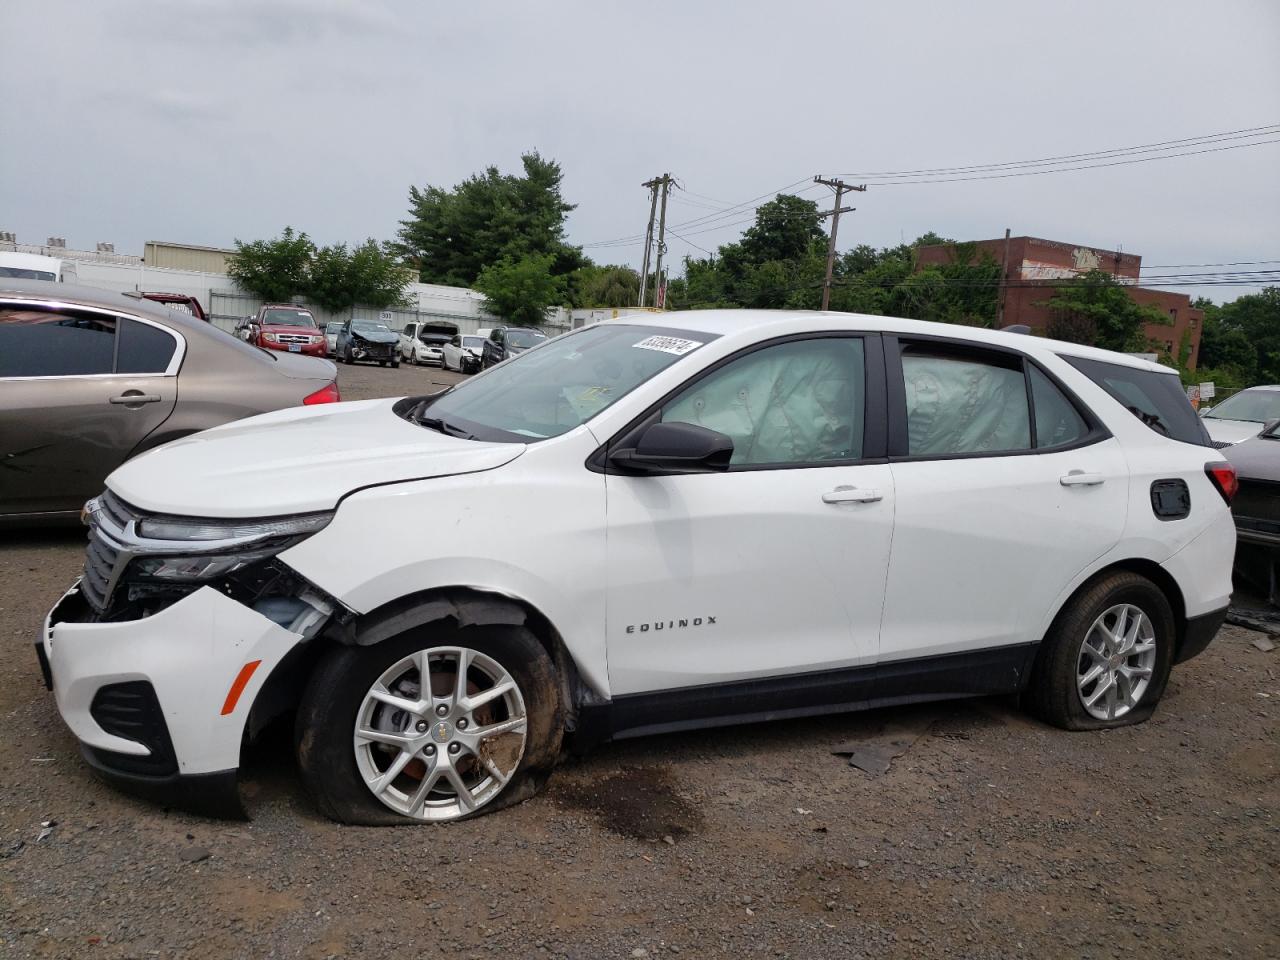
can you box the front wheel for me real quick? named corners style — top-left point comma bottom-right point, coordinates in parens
top-left (1024, 571), bottom-right (1174, 730)
top-left (392, 360), bottom-right (401, 369)
top-left (296, 625), bottom-right (563, 824)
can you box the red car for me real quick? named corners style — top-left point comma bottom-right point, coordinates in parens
top-left (236, 304), bottom-right (327, 357)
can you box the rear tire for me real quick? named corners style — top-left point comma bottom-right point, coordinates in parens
top-left (1024, 571), bottom-right (1174, 731)
top-left (296, 624), bottom-right (563, 825)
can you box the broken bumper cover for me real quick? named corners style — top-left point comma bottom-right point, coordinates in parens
top-left (40, 582), bottom-right (306, 816)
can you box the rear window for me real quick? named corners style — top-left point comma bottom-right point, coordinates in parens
top-left (1065, 356), bottom-right (1209, 447)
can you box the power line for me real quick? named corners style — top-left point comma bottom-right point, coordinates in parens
top-left (835, 123), bottom-right (1280, 179)
top-left (664, 229), bottom-right (716, 256)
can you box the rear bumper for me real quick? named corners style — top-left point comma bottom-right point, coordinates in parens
top-left (1175, 605), bottom-right (1229, 664)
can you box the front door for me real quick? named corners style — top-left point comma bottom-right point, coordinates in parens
top-left (605, 334), bottom-right (894, 698)
top-left (0, 304), bottom-right (179, 517)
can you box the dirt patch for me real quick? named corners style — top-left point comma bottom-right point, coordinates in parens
top-left (554, 766), bottom-right (704, 841)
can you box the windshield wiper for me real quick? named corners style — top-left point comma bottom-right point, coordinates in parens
top-left (417, 415), bottom-right (476, 440)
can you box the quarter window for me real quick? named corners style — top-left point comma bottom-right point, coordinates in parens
top-left (1029, 365), bottom-right (1088, 449)
top-left (1065, 356), bottom-right (1209, 446)
top-left (661, 337), bottom-right (866, 466)
top-left (902, 346), bottom-right (1030, 456)
top-left (116, 318), bottom-right (177, 374)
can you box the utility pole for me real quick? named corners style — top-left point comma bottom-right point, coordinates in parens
top-left (996, 227), bottom-right (1012, 327)
top-left (652, 174), bottom-right (673, 309)
top-left (814, 175), bottom-right (866, 311)
top-left (638, 178), bottom-right (660, 307)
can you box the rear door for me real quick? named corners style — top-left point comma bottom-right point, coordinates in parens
top-left (0, 302), bottom-right (180, 517)
top-left (876, 337), bottom-right (1128, 687)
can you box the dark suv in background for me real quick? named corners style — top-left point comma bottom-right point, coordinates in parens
top-left (481, 325), bottom-right (548, 368)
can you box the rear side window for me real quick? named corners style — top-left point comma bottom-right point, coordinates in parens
top-left (902, 346), bottom-right (1030, 456)
top-left (0, 308), bottom-right (116, 376)
top-left (1065, 356), bottom-right (1209, 447)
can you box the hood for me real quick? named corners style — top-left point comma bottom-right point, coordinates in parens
top-left (1202, 417), bottom-right (1264, 445)
top-left (350, 328), bottom-right (398, 344)
top-left (108, 398), bottom-right (525, 517)
top-left (260, 324), bottom-right (322, 337)
top-left (1224, 434), bottom-right (1280, 482)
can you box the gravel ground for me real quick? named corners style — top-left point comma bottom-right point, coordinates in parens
top-left (2, 359), bottom-right (1278, 959)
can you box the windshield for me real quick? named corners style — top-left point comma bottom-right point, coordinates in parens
top-left (1203, 389), bottom-right (1280, 424)
top-left (352, 320), bottom-right (392, 334)
top-left (262, 308), bottom-right (316, 327)
top-left (414, 324), bottom-right (716, 441)
top-left (507, 329), bottom-right (548, 349)
top-left (0, 267), bottom-right (57, 281)
top-left (463, 336), bottom-right (485, 349)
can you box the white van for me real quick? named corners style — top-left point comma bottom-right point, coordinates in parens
top-left (0, 251), bottom-right (78, 283)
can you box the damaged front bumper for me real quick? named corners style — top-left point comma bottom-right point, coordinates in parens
top-left (39, 581), bottom-right (317, 817)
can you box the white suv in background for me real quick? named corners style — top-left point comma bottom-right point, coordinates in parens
top-left (40, 311), bottom-right (1235, 824)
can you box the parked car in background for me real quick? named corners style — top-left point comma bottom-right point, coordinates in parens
top-left (0, 251), bottom-right (78, 283)
top-left (1201, 385), bottom-right (1280, 446)
top-left (41, 310), bottom-right (1233, 824)
top-left (442, 334), bottom-right (486, 373)
top-left (131, 291), bottom-right (208, 322)
top-left (1222, 423), bottom-right (1280, 601)
top-left (324, 322), bottom-right (342, 356)
top-left (398, 321), bottom-right (457, 366)
top-left (236, 304), bottom-right (326, 357)
top-left (0, 279), bottom-right (339, 525)
top-left (480, 325), bottom-right (548, 368)
top-left (337, 318), bottom-right (399, 366)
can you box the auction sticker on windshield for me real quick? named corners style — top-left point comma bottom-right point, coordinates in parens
top-left (632, 335), bottom-right (703, 355)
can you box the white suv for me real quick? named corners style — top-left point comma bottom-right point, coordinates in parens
top-left (39, 311), bottom-right (1236, 823)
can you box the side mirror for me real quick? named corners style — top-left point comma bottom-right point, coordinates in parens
top-left (609, 421), bottom-right (734, 475)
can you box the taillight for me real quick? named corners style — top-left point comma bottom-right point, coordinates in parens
top-left (303, 381), bottom-right (340, 405)
top-left (1204, 461), bottom-right (1238, 505)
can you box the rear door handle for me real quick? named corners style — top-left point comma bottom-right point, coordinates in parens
top-left (1060, 471), bottom-right (1105, 487)
top-left (822, 485), bottom-right (883, 504)
top-left (109, 392), bottom-right (162, 405)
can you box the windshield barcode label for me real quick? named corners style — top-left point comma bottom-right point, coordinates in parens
top-left (632, 336), bottom-right (703, 355)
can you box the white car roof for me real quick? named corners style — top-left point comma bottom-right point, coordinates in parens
top-left (598, 309), bottom-right (1177, 374)
top-left (0, 251), bottom-right (64, 271)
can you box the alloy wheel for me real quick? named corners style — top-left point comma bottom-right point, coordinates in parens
top-left (353, 646), bottom-right (528, 820)
top-left (1076, 603), bottom-right (1157, 721)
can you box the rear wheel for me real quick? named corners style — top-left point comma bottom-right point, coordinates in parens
top-left (1025, 571), bottom-right (1174, 730)
top-left (296, 625), bottom-right (563, 824)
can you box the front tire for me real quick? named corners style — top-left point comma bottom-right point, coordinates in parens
top-left (296, 625), bottom-right (563, 825)
top-left (1024, 571), bottom-right (1174, 730)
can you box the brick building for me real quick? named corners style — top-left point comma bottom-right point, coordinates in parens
top-left (915, 236), bottom-right (1204, 369)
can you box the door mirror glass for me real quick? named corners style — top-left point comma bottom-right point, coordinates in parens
top-left (611, 421), bottom-right (733, 474)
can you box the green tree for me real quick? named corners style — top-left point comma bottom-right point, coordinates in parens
top-left (397, 152), bottom-right (583, 287)
top-left (227, 226), bottom-right (315, 302)
top-left (570, 264), bottom-right (640, 308)
top-left (1216, 287), bottom-right (1280, 384)
top-left (308, 240), bottom-right (412, 312)
top-left (474, 254), bottom-right (566, 327)
top-left (1043, 270), bottom-right (1170, 352)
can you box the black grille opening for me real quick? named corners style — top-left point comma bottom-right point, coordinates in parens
top-left (89, 681), bottom-right (178, 777)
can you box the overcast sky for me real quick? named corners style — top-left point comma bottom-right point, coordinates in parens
top-left (3, 0), bottom-right (1278, 302)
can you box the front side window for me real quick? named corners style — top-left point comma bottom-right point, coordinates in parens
top-left (1065, 356), bottom-right (1209, 446)
top-left (902, 346), bottom-right (1031, 456)
top-left (0, 307), bottom-right (117, 376)
top-left (661, 337), bottom-right (865, 466)
top-left (416, 324), bottom-right (717, 441)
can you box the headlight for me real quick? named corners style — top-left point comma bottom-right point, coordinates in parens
top-left (264, 332), bottom-right (278, 342)
top-left (128, 512), bottom-right (333, 582)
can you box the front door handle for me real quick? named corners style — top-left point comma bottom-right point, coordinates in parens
top-left (822, 485), bottom-right (883, 504)
top-left (1060, 471), bottom-right (1105, 487)
top-left (109, 392), bottom-right (162, 406)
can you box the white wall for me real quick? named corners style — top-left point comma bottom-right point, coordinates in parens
top-left (69, 260), bottom-right (570, 335)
